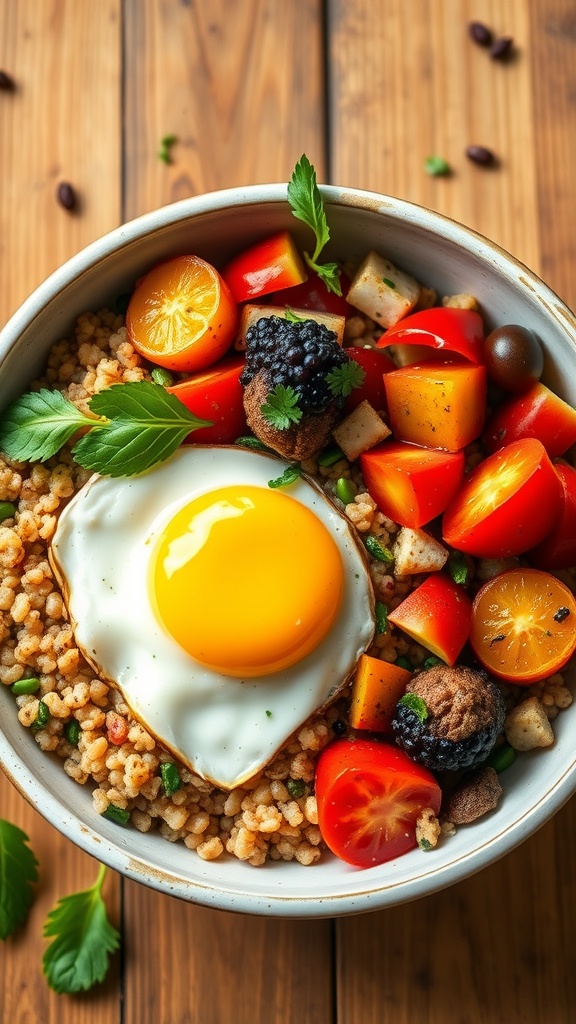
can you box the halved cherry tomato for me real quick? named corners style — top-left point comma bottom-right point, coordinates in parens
top-left (377, 308), bottom-right (485, 364)
top-left (167, 354), bottom-right (247, 445)
top-left (268, 268), bottom-right (353, 316)
top-left (222, 231), bottom-right (307, 304)
top-left (360, 441), bottom-right (465, 529)
top-left (483, 381), bottom-right (576, 458)
top-left (126, 255), bottom-right (238, 372)
top-left (388, 574), bottom-right (472, 665)
top-left (442, 438), bottom-right (563, 558)
top-left (529, 461), bottom-right (576, 570)
top-left (470, 568), bottom-right (576, 683)
top-left (343, 346), bottom-right (395, 414)
top-left (315, 738), bottom-right (442, 867)
top-left (383, 360), bottom-right (487, 451)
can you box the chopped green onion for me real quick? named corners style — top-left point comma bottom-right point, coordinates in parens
top-left (317, 445), bottom-right (345, 467)
top-left (335, 477), bottom-right (356, 504)
top-left (0, 501), bottom-right (16, 521)
top-left (32, 700), bottom-right (50, 730)
top-left (286, 778), bottom-right (305, 798)
top-left (394, 656), bottom-right (412, 671)
top-left (364, 535), bottom-right (394, 563)
top-left (102, 804), bottom-right (130, 826)
top-left (64, 719), bottom-right (81, 746)
top-left (150, 367), bottom-right (175, 387)
top-left (382, 277), bottom-right (396, 289)
top-left (235, 435), bottom-right (274, 453)
top-left (11, 676), bottom-right (40, 696)
top-left (375, 600), bottom-right (388, 634)
top-left (485, 744), bottom-right (516, 773)
top-left (160, 761), bottom-right (181, 795)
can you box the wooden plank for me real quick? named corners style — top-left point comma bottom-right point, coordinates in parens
top-left (121, 4), bottom-right (333, 1023)
top-left (123, 0), bottom-right (327, 219)
top-left (329, 2), bottom-right (576, 1022)
top-left (0, 2), bottom-right (122, 1020)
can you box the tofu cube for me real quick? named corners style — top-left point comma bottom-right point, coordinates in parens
top-left (332, 400), bottom-right (391, 461)
top-left (347, 251), bottom-right (420, 328)
top-left (393, 527), bottom-right (449, 577)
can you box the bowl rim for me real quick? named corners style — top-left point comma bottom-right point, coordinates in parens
top-left (1, 181), bottom-right (575, 918)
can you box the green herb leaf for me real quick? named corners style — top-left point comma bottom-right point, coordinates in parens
top-left (424, 155), bottom-right (451, 177)
top-left (72, 381), bottom-right (211, 477)
top-left (447, 550), bottom-right (470, 586)
top-left (326, 361), bottom-right (365, 398)
top-left (234, 435), bottom-right (275, 453)
top-left (160, 761), bottom-right (181, 795)
top-left (422, 655), bottom-right (445, 670)
top-left (260, 384), bottom-right (303, 431)
top-left (418, 837), bottom-right (433, 851)
top-left (375, 600), bottom-right (388, 634)
top-left (268, 463), bottom-right (302, 489)
top-left (287, 154), bottom-right (342, 295)
top-left (158, 134), bottom-right (178, 164)
top-left (0, 819), bottom-right (39, 939)
top-left (382, 277), bottom-right (396, 289)
top-left (364, 535), bottom-right (394, 563)
top-left (399, 692), bottom-right (428, 722)
top-left (283, 307), bottom-right (307, 323)
top-left (0, 388), bottom-right (105, 463)
top-left (42, 864), bottom-right (119, 994)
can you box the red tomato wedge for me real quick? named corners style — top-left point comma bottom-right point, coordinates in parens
top-left (442, 438), bottom-right (563, 558)
top-left (377, 308), bottom-right (485, 364)
top-left (482, 381), bottom-right (576, 458)
top-left (529, 461), bottom-right (576, 570)
top-left (343, 346), bottom-right (395, 414)
top-left (126, 255), bottom-right (238, 372)
top-left (315, 738), bottom-right (442, 867)
top-left (360, 441), bottom-right (465, 529)
top-left (222, 231), bottom-right (307, 304)
top-left (470, 568), bottom-right (576, 683)
top-left (167, 355), bottom-right (247, 445)
top-left (388, 574), bottom-right (473, 666)
top-left (268, 268), bottom-right (353, 317)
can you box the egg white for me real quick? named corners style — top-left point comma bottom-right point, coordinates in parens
top-left (50, 446), bottom-right (375, 789)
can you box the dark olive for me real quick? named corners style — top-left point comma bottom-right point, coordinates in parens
top-left (484, 325), bottom-right (544, 393)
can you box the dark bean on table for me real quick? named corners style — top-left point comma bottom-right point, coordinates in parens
top-left (0, 70), bottom-right (15, 90)
top-left (468, 21), bottom-right (493, 46)
top-left (490, 36), bottom-right (514, 60)
top-left (465, 145), bottom-right (495, 167)
top-left (57, 181), bottom-right (76, 211)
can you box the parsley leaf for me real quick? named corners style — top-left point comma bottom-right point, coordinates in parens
top-left (0, 819), bottom-right (39, 939)
top-left (0, 389), bottom-right (105, 463)
top-left (268, 463), bottom-right (302, 488)
top-left (42, 863), bottom-right (119, 994)
top-left (399, 693), bottom-right (429, 722)
top-left (260, 384), bottom-right (303, 431)
top-left (287, 154), bottom-right (342, 296)
top-left (325, 361), bottom-right (365, 398)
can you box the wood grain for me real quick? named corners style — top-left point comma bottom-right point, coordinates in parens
top-left (0, 2), bottom-right (122, 1020)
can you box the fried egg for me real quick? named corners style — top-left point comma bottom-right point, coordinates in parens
top-left (50, 446), bottom-right (375, 788)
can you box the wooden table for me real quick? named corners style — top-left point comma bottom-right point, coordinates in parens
top-left (1, 2), bottom-right (575, 1021)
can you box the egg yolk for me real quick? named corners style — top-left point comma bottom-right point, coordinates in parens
top-left (149, 485), bottom-right (344, 677)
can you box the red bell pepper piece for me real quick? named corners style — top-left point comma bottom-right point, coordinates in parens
top-left (377, 308), bottom-right (485, 364)
top-left (167, 354), bottom-right (247, 445)
top-left (343, 346), bottom-right (395, 414)
top-left (482, 381), bottom-right (576, 458)
top-left (267, 268), bottom-right (353, 317)
top-left (388, 574), bottom-right (473, 666)
top-left (221, 231), bottom-right (307, 304)
top-left (360, 441), bottom-right (465, 529)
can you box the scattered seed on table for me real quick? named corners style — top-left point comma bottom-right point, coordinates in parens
top-left (490, 36), bottom-right (514, 60)
top-left (0, 70), bottom-right (15, 90)
top-left (57, 181), bottom-right (76, 211)
top-left (466, 145), bottom-right (496, 167)
top-left (468, 21), bottom-right (492, 46)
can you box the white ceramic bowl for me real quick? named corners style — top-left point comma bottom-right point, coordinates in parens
top-left (1, 184), bottom-right (575, 917)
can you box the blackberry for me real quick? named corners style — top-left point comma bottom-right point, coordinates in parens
top-left (240, 316), bottom-right (348, 415)
top-left (391, 665), bottom-right (506, 773)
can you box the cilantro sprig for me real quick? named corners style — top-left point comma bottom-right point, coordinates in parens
top-left (261, 384), bottom-right (303, 431)
top-left (287, 154), bottom-right (342, 295)
top-left (42, 863), bottom-right (119, 994)
top-left (326, 361), bottom-right (365, 398)
top-left (0, 819), bottom-right (39, 939)
top-left (0, 381), bottom-right (212, 478)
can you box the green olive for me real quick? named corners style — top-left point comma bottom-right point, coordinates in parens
top-left (484, 324), bottom-right (544, 393)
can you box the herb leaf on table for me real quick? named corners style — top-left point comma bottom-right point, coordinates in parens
top-left (0, 819), bottom-right (39, 939)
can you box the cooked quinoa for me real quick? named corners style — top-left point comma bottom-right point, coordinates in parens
top-left (0, 309), bottom-right (573, 865)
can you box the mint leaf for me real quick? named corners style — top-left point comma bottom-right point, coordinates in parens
top-left (72, 381), bottom-right (211, 476)
top-left (0, 819), bottom-right (39, 939)
top-left (42, 863), bottom-right (119, 994)
top-left (287, 155), bottom-right (342, 295)
top-left (0, 389), bottom-right (103, 463)
top-left (260, 384), bottom-right (303, 431)
top-left (326, 361), bottom-right (365, 398)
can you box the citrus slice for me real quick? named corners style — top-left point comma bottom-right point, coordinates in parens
top-left (126, 255), bottom-right (237, 372)
top-left (470, 568), bottom-right (576, 684)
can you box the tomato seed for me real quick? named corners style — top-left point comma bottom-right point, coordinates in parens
top-left (466, 145), bottom-right (495, 167)
top-left (57, 181), bottom-right (76, 211)
top-left (468, 21), bottom-right (492, 46)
